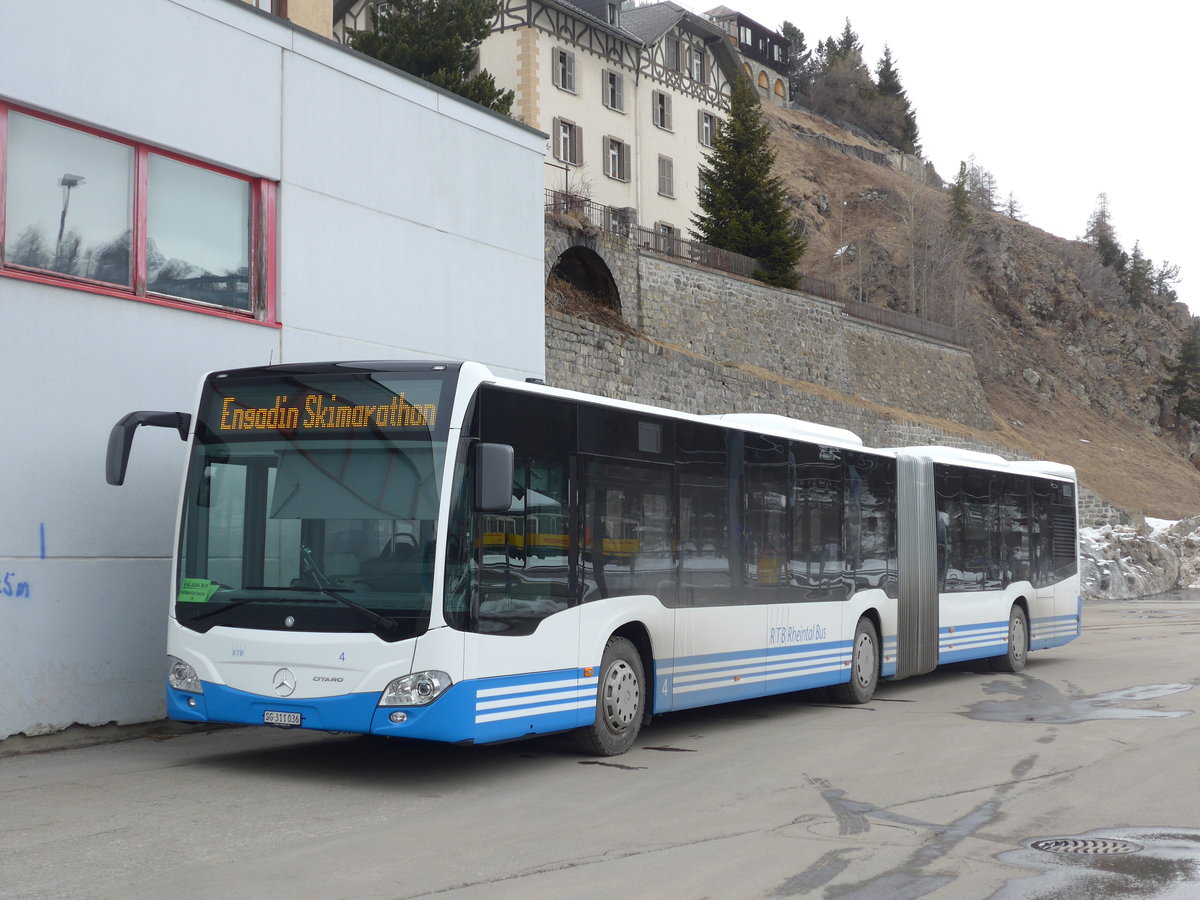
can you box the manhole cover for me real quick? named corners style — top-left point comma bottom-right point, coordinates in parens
top-left (1031, 838), bottom-right (1144, 855)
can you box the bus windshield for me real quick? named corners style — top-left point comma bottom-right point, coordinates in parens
top-left (175, 367), bottom-right (455, 641)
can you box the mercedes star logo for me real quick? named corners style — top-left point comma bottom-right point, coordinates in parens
top-left (273, 667), bottom-right (297, 697)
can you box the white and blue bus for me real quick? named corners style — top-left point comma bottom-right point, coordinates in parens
top-left (107, 361), bottom-right (1080, 755)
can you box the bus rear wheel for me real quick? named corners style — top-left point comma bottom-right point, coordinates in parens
top-left (573, 636), bottom-right (644, 756)
top-left (992, 605), bottom-right (1028, 673)
top-left (831, 617), bottom-right (879, 704)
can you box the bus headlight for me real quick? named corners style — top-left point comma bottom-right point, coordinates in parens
top-left (378, 671), bottom-right (451, 707)
top-left (167, 655), bottom-right (203, 694)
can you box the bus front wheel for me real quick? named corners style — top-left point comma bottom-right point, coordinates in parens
top-left (991, 605), bottom-right (1028, 673)
top-left (573, 636), bottom-right (645, 756)
top-left (831, 617), bottom-right (879, 704)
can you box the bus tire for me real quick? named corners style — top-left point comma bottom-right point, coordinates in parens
top-left (831, 617), bottom-right (879, 704)
top-left (992, 605), bottom-right (1028, 673)
top-left (573, 636), bottom-right (645, 756)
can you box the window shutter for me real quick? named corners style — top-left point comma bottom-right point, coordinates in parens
top-left (552, 117), bottom-right (562, 159)
top-left (615, 73), bottom-right (623, 111)
top-left (565, 52), bottom-right (575, 92)
top-left (665, 94), bottom-right (672, 131)
top-left (572, 125), bottom-right (582, 165)
top-left (622, 142), bottom-right (630, 182)
top-left (552, 50), bottom-right (561, 88)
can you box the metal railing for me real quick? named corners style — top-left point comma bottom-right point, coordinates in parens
top-left (841, 300), bottom-right (965, 347)
top-left (632, 225), bottom-right (759, 279)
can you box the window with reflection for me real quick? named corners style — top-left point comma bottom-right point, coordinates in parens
top-left (1, 104), bottom-right (274, 317)
top-left (937, 465), bottom-right (999, 592)
top-left (4, 113), bottom-right (134, 285)
top-left (677, 422), bottom-right (732, 607)
top-left (791, 443), bottom-right (845, 601)
top-left (473, 389), bottom-right (575, 635)
top-left (583, 460), bottom-right (674, 603)
top-left (1000, 475), bottom-right (1031, 584)
top-left (845, 452), bottom-right (897, 596)
top-left (744, 432), bottom-right (790, 600)
top-left (148, 155), bottom-right (251, 310)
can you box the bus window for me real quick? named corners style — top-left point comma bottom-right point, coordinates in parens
top-left (471, 389), bottom-right (575, 635)
top-left (583, 459), bottom-right (675, 603)
top-left (845, 452), bottom-right (897, 596)
top-left (791, 443), bottom-right (845, 601)
top-left (678, 421), bottom-right (732, 608)
top-left (1000, 475), bottom-right (1031, 585)
top-left (744, 432), bottom-right (790, 601)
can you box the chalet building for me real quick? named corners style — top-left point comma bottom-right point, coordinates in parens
top-left (705, 6), bottom-right (789, 107)
top-left (335, 0), bottom-right (740, 243)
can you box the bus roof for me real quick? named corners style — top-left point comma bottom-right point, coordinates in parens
top-left (892, 445), bottom-right (1077, 481)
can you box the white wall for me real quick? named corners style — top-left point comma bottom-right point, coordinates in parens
top-left (0, 0), bottom-right (547, 740)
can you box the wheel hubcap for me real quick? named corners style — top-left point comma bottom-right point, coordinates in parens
top-left (855, 634), bottom-right (876, 687)
top-left (601, 660), bottom-right (639, 733)
top-left (1012, 617), bottom-right (1027, 660)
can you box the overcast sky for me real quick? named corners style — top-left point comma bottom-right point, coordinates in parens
top-left (719, 0), bottom-right (1199, 314)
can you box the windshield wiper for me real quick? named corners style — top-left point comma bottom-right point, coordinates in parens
top-left (188, 585), bottom-right (397, 632)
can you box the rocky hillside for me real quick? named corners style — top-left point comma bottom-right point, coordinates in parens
top-left (764, 103), bottom-right (1200, 519)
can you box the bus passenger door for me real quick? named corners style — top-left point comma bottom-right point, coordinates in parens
top-left (580, 457), bottom-right (677, 710)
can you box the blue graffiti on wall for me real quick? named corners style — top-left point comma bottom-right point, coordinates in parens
top-left (2, 572), bottom-right (31, 598)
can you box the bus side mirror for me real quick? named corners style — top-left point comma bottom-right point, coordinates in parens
top-left (106, 411), bottom-right (192, 486)
top-left (475, 442), bottom-right (514, 513)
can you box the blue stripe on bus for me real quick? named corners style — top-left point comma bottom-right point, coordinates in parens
top-left (937, 619), bottom-right (1007, 663)
top-left (881, 634), bottom-right (899, 677)
top-left (1030, 611), bottom-right (1081, 650)
top-left (657, 641), bottom-right (852, 710)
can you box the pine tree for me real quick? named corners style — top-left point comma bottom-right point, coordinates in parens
top-left (834, 19), bottom-right (862, 62)
top-left (350, 0), bottom-right (514, 115)
top-left (1004, 192), bottom-right (1023, 221)
top-left (693, 73), bottom-right (804, 289)
top-left (948, 161), bottom-right (972, 239)
top-left (874, 45), bottom-right (919, 153)
top-left (779, 21), bottom-right (810, 103)
top-left (965, 155), bottom-right (997, 212)
top-left (1084, 193), bottom-right (1127, 272)
top-left (809, 20), bottom-right (873, 128)
top-left (1125, 242), bottom-right (1153, 306)
top-left (1164, 325), bottom-right (1200, 420)
top-left (1155, 261), bottom-right (1181, 303)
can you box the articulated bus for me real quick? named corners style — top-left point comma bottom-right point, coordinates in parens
top-left (107, 361), bottom-right (1080, 755)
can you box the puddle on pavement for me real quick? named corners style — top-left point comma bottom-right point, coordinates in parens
top-left (990, 828), bottom-right (1200, 899)
top-left (962, 677), bottom-right (1194, 724)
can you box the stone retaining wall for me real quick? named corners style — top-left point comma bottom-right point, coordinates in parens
top-left (545, 218), bottom-right (993, 431)
top-left (548, 312), bottom-right (988, 450)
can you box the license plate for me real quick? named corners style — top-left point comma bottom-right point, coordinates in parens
top-left (263, 710), bottom-right (302, 726)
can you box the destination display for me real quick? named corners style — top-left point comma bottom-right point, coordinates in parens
top-left (217, 393), bottom-right (436, 432)
top-left (201, 375), bottom-right (446, 438)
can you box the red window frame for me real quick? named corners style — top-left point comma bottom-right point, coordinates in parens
top-left (0, 102), bottom-right (277, 325)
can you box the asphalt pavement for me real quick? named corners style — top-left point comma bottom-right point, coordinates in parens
top-left (2, 592), bottom-right (1199, 899)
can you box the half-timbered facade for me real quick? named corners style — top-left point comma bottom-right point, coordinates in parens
top-left (334, 0), bottom-right (740, 240)
top-left (706, 5), bottom-right (789, 107)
